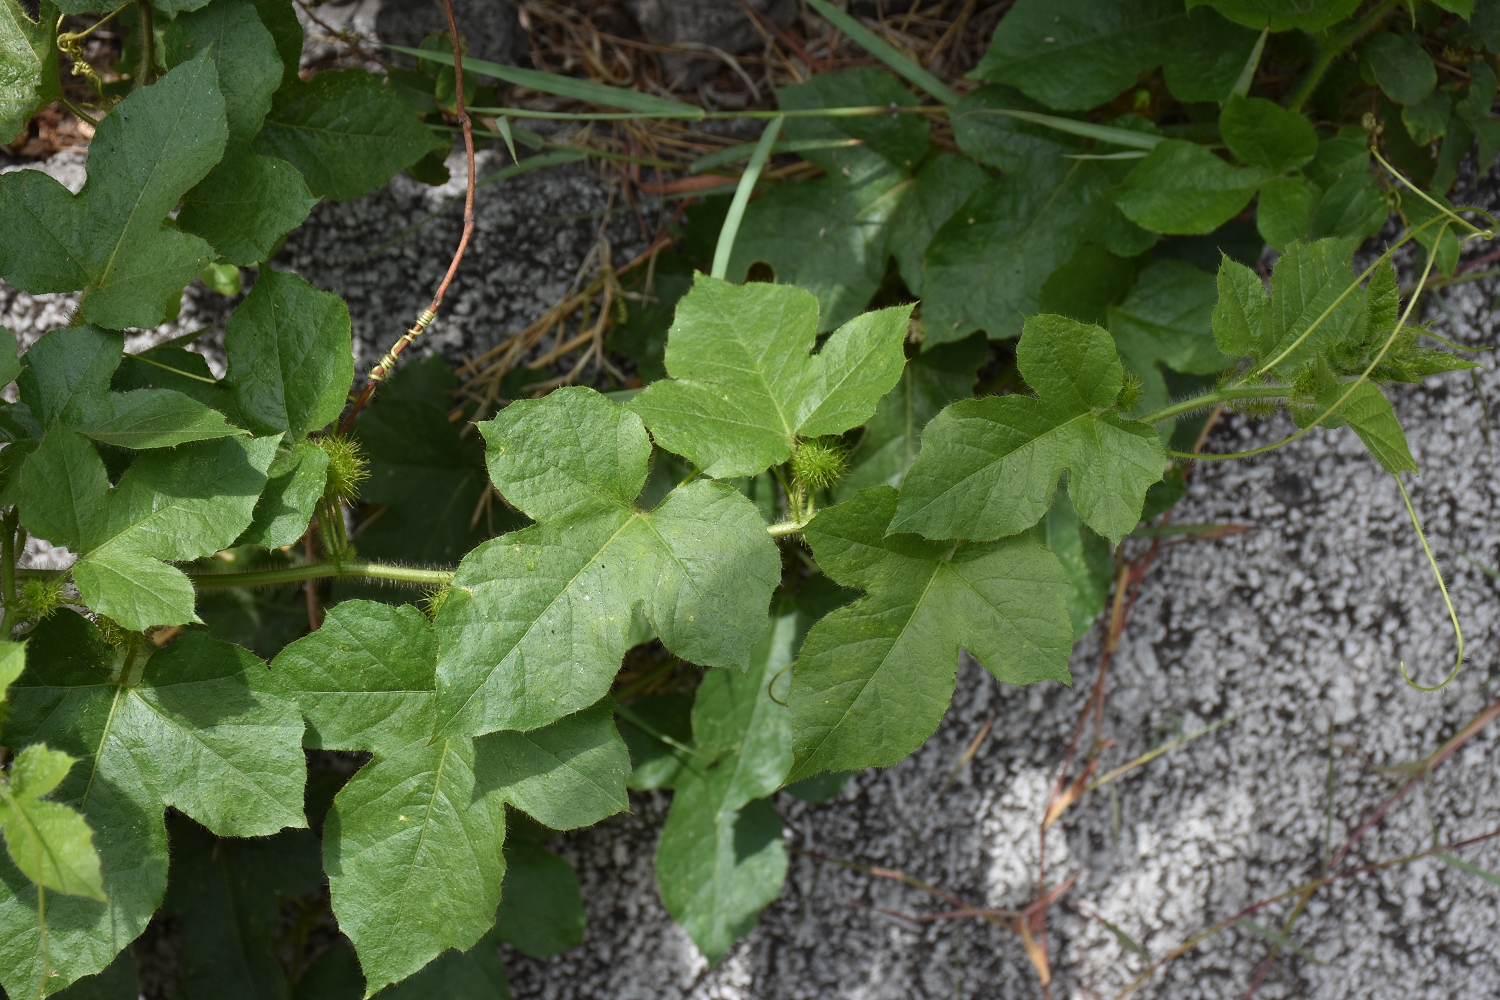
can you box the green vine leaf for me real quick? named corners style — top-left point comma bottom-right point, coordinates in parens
top-left (493, 839), bottom-right (586, 958)
top-left (253, 69), bottom-right (448, 201)
top-left (0, 52), bottom-right (228, 330)
top-left (165, 0), bottom-right (318, 265)
top-left (324, 736), bottom-right (507, 996)
top-left (163, 815), bottom-right (322, 1000)
top-left (0, 615), bottom-right (306, 995)
top-left (1188, 0), bottom-right (1359, 32)
top-left (238, 439), bottom-right (329, 549)
top-left (1112, 139), bottom-right (1269, 235)
top-left (629, 276), bottom-right (911, 478)
top-left (73, 389), bottom-right (248, 450)
top-left (273, 599), bottom-right (627, 992)
top-left (972, 0), bottom-right (1188, 111)
top-left (0, 0), bottom-right (59, 144)
top-left (0, 744), bottom-right (106, 901)
top-left (20, 430), bottom-right (276, 631)
top-left (434, 387), bottom-right (780, 737)
top-left (269, 601), bottom-right (438, 758)
top-left (788, 487), bottom-right (1073, 780)
top-left (223, 269), bottom-right (354, 440)
top-left (1211, 237), bottom-right (1363, 374)
top-left (891, 314), bottom-right (1167, 544)
top-left (474, 703), bottom-right (631, 831)
top-left (923, 154), bottom-right (1153, 343)
top-left (1107, 259), bottom-right (1231, 420)
top-left (834, 333), bottom-right (986, 499)
top-left (656, 602), bottom-right (795, 962)
top-left (1220, 95), bottom-right (1318, 173)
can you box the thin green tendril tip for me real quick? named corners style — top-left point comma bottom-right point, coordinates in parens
top-left (1395, 474), bottom-right (1464, 692)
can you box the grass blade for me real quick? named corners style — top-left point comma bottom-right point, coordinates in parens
top-left (1439, 852), bottom-right (1500, 887)
top-left (690, 137), bottom-right (862, 173)
top-left (1237, 919), bottom-right (1322, 963)
top-left (711, 116), bottom-right (784, 280)
top-left (388, 45), bottom-right (704, 117)
top-left (960, 107), bottom-right (1163, 150)
top-left (804, 0), bottom-right (960, 106)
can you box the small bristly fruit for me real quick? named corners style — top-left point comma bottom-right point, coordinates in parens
top-left (319, 434), bottom-right (370, 502)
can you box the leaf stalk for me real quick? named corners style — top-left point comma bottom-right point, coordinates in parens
top-left (1139, 386), bottom-right (1292, 425)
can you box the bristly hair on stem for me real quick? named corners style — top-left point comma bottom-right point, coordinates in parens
top-left (339, 0), bottom-right (477, 433)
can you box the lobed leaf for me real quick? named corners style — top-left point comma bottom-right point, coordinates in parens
top-left (789, 487), bottom-right (1073, 779)
top-left (324, 737), bottom-right (506, 995)
top-left (0, 53), bottom-right (227, 329)
top-left (892, 315), bottom-right (1166, 544)
top-left (629, 276), bottom-right (911, 477)
top-left (269, 601), bottom-right (437, 758)
top-left (473, 703), bottom-right (631, 831)
top-left (436, 390), bottom-right (779, 738)
top-left (0, 616), bottom-right (305, 995)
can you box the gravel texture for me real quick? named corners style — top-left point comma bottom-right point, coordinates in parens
top-left (6, 87), bottom-right (1500, 1000)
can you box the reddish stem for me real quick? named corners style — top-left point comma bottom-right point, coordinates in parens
top-left (340, 0), bottom-right (476, 433)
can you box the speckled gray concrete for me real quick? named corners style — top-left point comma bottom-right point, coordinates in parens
top-left (6, 138), bottom-right (1500, 1000)
top-left (276, 149), bottom-right (649, 373)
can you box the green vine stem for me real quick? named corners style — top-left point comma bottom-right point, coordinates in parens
top-left (188, 561), bottom-right (455, 590)
top-left (1139, 386), bottom-right (1293, 425)
top-left (1287, 0), bottom-right (1400, 111)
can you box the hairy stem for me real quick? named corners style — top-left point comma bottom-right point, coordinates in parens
top-left (1287, 0), bottom-right (1399, 111)
top-left (1139, 386), bottom-right (1292, 425)
top-left (190, 561), bottom-right (456, 589)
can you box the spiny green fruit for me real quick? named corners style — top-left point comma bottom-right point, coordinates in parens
top-left (320, 434), bottom-right (370, 502)
top-left (791, 437), bottom-right (848, 493)
top-left (1115, 371), bottom-right (1144, 413)
top-left (17, 577), bottom-right (64, 622)
top-left (422, 585), bottom-right (451, 621)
